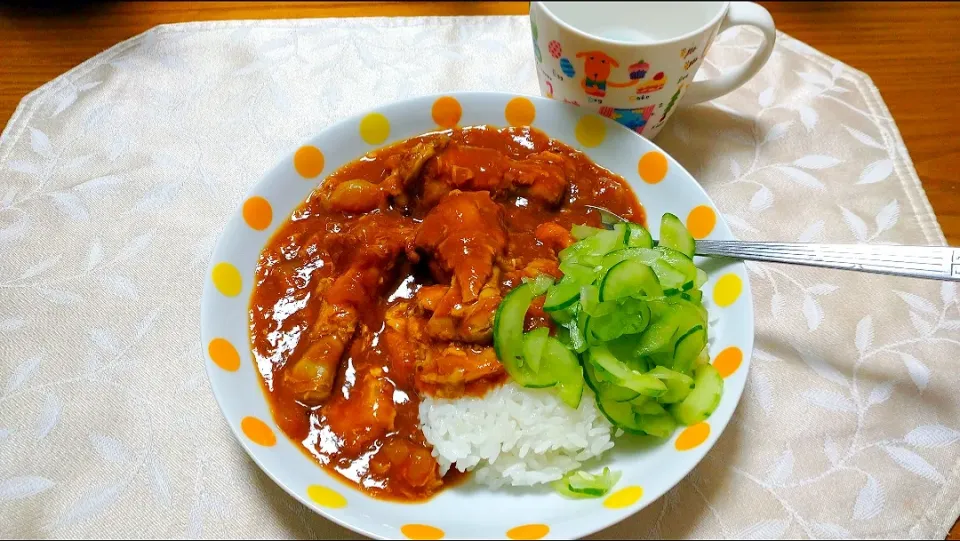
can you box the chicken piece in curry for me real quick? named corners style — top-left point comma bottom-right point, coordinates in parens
top-left (250, 125), bottom-right (644, 502)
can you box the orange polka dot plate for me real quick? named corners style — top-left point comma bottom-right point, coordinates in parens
top-left (200, 93), bottom-right (753, 540)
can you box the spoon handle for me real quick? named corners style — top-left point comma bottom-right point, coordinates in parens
top-left (695, 240), bottom-right (960, 282)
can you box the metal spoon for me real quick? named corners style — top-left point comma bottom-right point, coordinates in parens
top-left (584, 205), bottom-right (960, 282)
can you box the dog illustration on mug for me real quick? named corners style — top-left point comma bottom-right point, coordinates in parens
top-left (576, 51), bottom-right (640, 98)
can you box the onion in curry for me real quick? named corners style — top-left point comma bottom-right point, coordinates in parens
top-left (249, 125), bottom-right (644, 502)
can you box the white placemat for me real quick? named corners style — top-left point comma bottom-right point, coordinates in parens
top-left (0, 15), bottom-right (958, 540)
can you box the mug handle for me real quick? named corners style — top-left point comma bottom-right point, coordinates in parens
top-left (681, 1), bottom-right (777, 105)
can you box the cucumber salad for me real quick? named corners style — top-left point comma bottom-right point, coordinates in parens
top-left (493, 213), bottom-right (723, 496)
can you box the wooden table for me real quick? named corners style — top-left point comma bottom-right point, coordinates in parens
top-left (1, 2), bottom-right (959, 533)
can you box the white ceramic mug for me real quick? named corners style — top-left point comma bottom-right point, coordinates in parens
top-left (529, 1), bottom-right (776, 139)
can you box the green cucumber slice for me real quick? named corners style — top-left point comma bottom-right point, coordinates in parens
top-left (550, 307), bottom-right (575, 325)
top-left (493, 284), bottom-right (557, 388)
top-left (695, 268), bottom-right (708, 289)
top-left (544, 336), bottom-right (584, 408)
top-left (571, 223), bottom-right (604, 240)
top-left (606, 334), bottom-right (647, 372)
top-left (600, 259), bottom-right (663, 301)
top-left (648, 366), bottom-right (695, 404)
top-left (599, 247), bottom-right (660, 276)
top-left (523, 273), bottom-right (555, 296)
top-left (522, 327), bottom-right (550, 374)
top-left (626, 223), bottom-right (654, 248)
top-left (596, 395), bottom-right (677, 437)
top-left (695, 346), bottom-right (711, 367)
top-left (669, 364), bottom-right (723, 425)
top-left (559, 229), bottom-right (623, 264)
top-left (652, 259), bottom-right (687, 291)
top-left (544, 278), bottom-right (581, 311)
top-left (580, 285), bottom-right (616, 317)
top-left (672, 325), bottom-right (706, 375)
top-left (632, 397), bottom-right (668, 416)
top-left (587, 344), bottom-right (666, 397)
top-left (612, 222), bottom-right (630, 246)
top-left (583, 359), bottom-right (640, 402)
top-left (552, 467), bottom-right (622, 499)
top-left (655, 247), bottom-right (698, 285)
top-left (660, 213), bottom-right (696, 258)
top-left (545, 259), bottom-right (599, 312)
top-left (635, 306), bottom-right (683, 356)
top-left (585, 299), bottom-right (651, 343)
top-left (596, 395), bottom-right (646, 434)
top-left (559, 260), bottom-right (598, 284)
top-left (635, 412), bottom-right (678, 438)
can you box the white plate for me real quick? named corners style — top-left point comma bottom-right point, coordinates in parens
top-left (200, 92), bottom-right (754, 540)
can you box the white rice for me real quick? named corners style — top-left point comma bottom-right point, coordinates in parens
top-left (419, 382), bottom-right (615, 488)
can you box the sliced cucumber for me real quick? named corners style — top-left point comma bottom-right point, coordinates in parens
top-left (596, 395), bottom-right (676, 437)
top-left (545, 263), bottom-right (595, 312)
top-left (559, 260), bottom-right (598, 284)
top-left (493, 284), bottom-right (557, 388)
top-left (663, 296), bottom-right (708, 333)
top-left (544, 278), bottom-right (581, 311)
top-left (566, 310), bottom-right (590, 354)
top-left (586, 300), bottom-right (650, 343)
top-left (590, 359), bottom-right (618, 385)
top-left (695, 268), bottom-right (708, 289)
top-left (660, 213), bottom-right (696, 258)
top-left (559, 229), bottom-right (623, 264)
top-left (635, 413), bottom-right (678, 438)
top-left (648, 351), bottom-right (674, 369)
top-left (571, 223), bottom-right (604, 240)
top-left (695, 346), bottom-right (711, 367)
top-left (581, 357), bottom-right (601, 394)
top-left (600, 259), bottom-right (663, 301)
top-left (567, 467), bottom-right (621, 493)
top-left (669, 364), bottom-right (723, 425)
top-left (612, 222), bottom-right (630, 246)
top-left (596, 395), bottom-right (647, 434)
top-left (493, 216), bottom-right (717, 430)
top-left (522, 326), bottom-right (550, 374)
top-left (606, 334), bottom-right (645, 371)
top-left (580, 285), bottom-right (615, 317)
top-left (672, 325), bottom-right (706, 375)
top-left (648, 366), bottom-right (695, 404)
top-left (544, 336), bottom-right (584, 408)
top-left (626, 223), bottom-right (654, 249)
top-left (550, 307), bottom-right (575, 325)
top-left (552, 467), bottom-right (622, 499)
top-left (526, 273), bottom-right (555, 296)
top-left (652, 259), bottom-right (687, 291)
top-left (655, 247), bottom-right (698, 286)
top-left (588, 344), bottom-right (666, 397)
top-left (583, 359), bottom-right (640, 402)
top-left (635, 307), bottom-right (683, 356)
top-left (632, 398), bottom-right (667, 416)
top-left (493, 284), bottom-right (531, 371)
top-left (599, 247), bottom-right (660, 275)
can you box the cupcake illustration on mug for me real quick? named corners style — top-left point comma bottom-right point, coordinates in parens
top-left (628, 60), bottom-right (650, 80)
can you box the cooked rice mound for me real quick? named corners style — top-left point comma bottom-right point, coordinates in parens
top-left (419, 382), bottom-right (615, 488)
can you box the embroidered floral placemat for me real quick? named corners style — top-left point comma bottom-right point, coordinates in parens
top-left (0, 16), bottom-right (956, 540)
